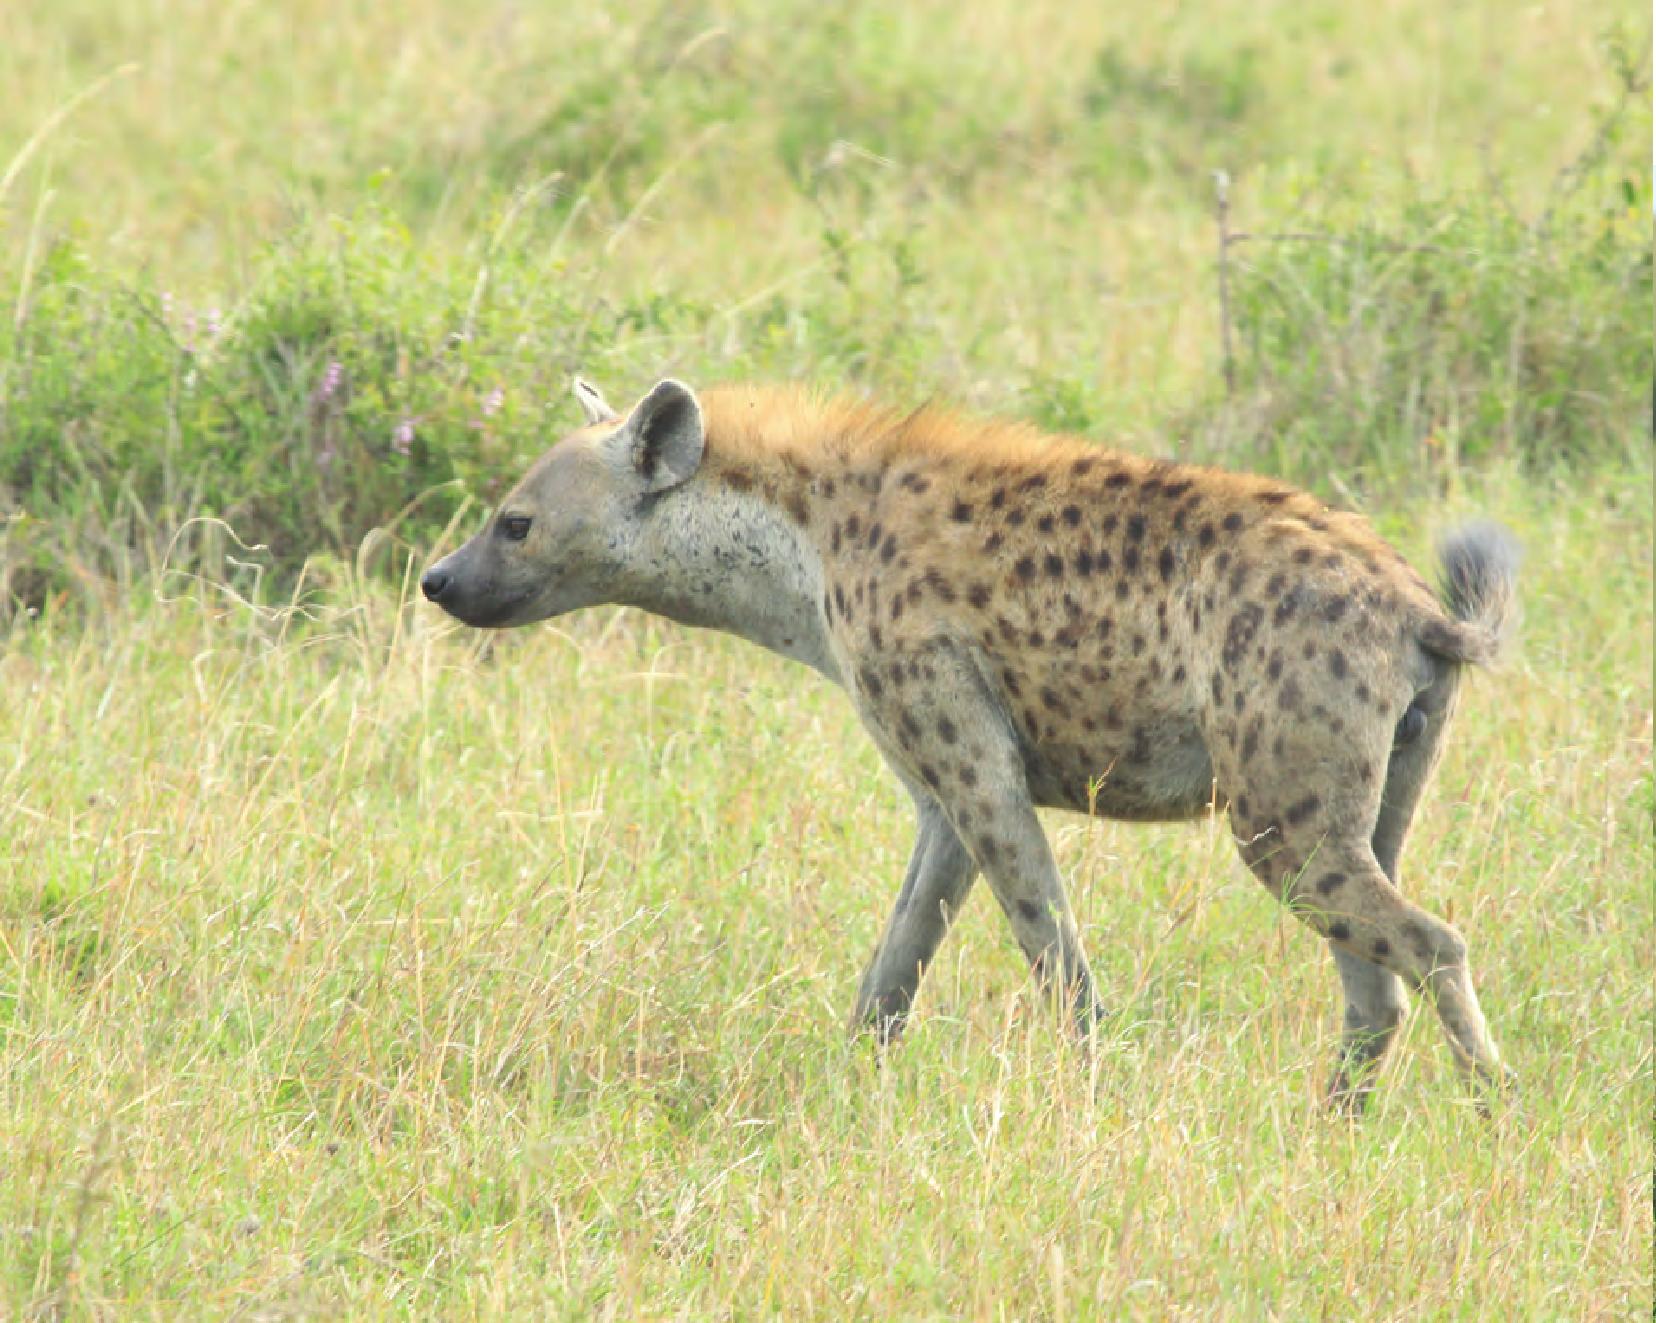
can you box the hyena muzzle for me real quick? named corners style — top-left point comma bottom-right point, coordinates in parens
top-left (422, 376), bottom-right (1520, 1113)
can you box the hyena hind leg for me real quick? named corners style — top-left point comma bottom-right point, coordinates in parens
top-left (1304, 845), bottom-right (1506, 1100)
top-left (1324, 696), bottom-right (1449, 1112)
top-left (1327, 948), bottom-right (1408, 1114)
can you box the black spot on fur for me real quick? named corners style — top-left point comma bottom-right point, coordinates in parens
top-left (858, 667), bottom-right (882, 699)
top-left (881, 534), bottom-right (898, 563)
top-left (1014, 556), bottom-right (1036, 582)
top-left (1044, 553), bottom-right (1064, 578)
top-left (1284, 794), bottom-right (1321, 826)
top-left (1222, 603), bottom-right (1264, 672)
top-left (1105, 472), bottom-right (1132, 490)
top-left (1328, 649), bottom-right (1348, 680)
top-left (1122, 547), bottom-right (1140, 574)
top-left (845, 514), bottom-right (861, 540)
top-left (969, 583), bottom-right (992, 609)
top-left (951, 500), bottom-right (974, 523)
top-left (1197, 523), bottom-right (1216, 548)
top-left (937, 716), bottom-right (958, 744)
top-left (1126, 514), bottom-right (1147, 542)
top-left (1037, 514), bottom-right (1055, 534)
top-left (1272, 588), bottom-right (1303, 627)
top-left (1371, 938), bottom-right (1391, 958)
top-left (1278, 677), bottom-right (1303, 712)
top-left (990, 488), bottom-right (1007, 510)
top-left (925, 570), bottom-right (958, 604)
top-left (1328, 921), bottom-right (1351, 943)
top-left (1315, 871), bottom-right (1346, 896)
top-left (1075, 549), bottom-right (1095, 576)
top-left (1062, 505), bottom-right (1082, 527)
top-left (1223, 513), bottom-right (1244, 533)
top-left (1157, 548), bottom-right (1176, 580)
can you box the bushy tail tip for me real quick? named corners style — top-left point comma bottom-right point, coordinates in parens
top-left (1420, 521), bottom-right (1521, 666)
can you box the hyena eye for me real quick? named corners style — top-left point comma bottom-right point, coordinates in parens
top-left (500, 515), bottom-right (532, 541)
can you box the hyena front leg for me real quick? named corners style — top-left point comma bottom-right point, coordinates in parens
top-left (961, 787), bottom-right (1102, 1034)
top-left (855, 644), bottom-right (1101, 1036)
top-left (852, 797), bottom-right (977, 1043)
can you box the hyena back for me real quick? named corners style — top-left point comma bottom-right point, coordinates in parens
top-left (423, 377), bottom-right (1518, 1111)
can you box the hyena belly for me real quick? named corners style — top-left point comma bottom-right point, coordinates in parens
top-left (991, 650), bottom-right (1215, 822)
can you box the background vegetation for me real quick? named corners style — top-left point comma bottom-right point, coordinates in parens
top-left (1, 0), bottom-right (1650, 1316)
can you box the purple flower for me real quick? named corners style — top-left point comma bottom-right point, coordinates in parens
top-left (314, 360), bottom-right (344, 405)
top-left (481, 386), bottom-right (504, 418)
top-left (205, 307), bottom-right (223, 340)
top-left (392, 419), bottom-right (414, 455)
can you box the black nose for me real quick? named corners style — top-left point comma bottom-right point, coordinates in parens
top-left (421, 568), bottom-right (450, 601)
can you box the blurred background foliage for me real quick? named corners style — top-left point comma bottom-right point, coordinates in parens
top-left (0, 0), bottom-right (1648, 610)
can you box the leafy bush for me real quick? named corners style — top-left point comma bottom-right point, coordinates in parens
top-left (1203, 176), bottom-right (1652, 484)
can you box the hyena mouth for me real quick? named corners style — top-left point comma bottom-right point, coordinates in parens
top-left (438, 586), bottom-right (538, 630)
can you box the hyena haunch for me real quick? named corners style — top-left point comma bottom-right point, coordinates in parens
top-left (423, 377), bottom-right (1519, 1111)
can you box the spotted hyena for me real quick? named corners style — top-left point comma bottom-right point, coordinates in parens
top-left (422, 377), bottom-right (1519, 1111)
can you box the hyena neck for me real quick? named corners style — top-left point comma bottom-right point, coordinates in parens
top-left (618, 467), bottom-right (840, 683)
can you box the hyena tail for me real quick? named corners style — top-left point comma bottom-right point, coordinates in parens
top-left (1416, 521), bottom-right (1521, 667)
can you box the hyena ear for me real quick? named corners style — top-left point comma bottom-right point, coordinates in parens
top-left (612, 379), bottom-right (705, 493)
top-left (572, 376), bottom-right (618, 425)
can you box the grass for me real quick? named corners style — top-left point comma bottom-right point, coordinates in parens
top-left (1, 0), bottom-right (1651, 1316)
top-left (2, 468), bottom-right (1649, 1317)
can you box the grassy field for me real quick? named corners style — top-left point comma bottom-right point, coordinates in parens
top-left (2, 0), bottom-right (1652, 1317)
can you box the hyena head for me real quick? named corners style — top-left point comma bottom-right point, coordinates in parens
top-left (421, 377), bottom-right (705, 628)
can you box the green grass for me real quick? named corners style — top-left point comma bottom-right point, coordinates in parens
top-left (1, 0), bottom-right (1651, 1315)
